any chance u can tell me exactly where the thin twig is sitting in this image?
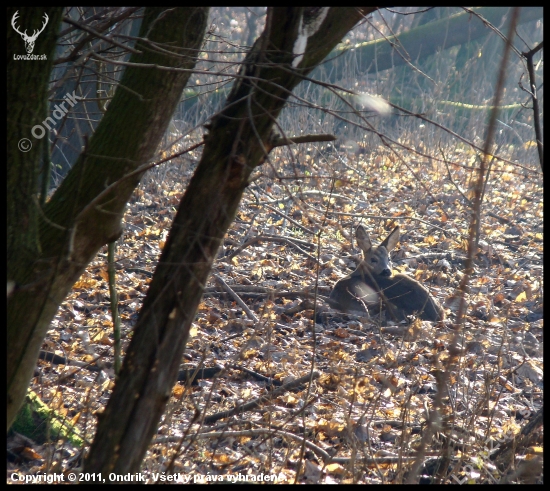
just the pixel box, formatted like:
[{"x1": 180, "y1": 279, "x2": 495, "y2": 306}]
[
  {"x1": 521, "y1": 41, "x2": 544, "y2": 171},
  {"x1": 271, "y1": 133, "x2": 336, "y2": 148},
  {"x1": 263, "y1": 203, "x2": 316, "y2": 235},
  {"x1": 213, "y1": 274, "x2": 258, "y2": 323},
  {"x1": 405, "y1": 7, "x2": 521, "y2": 484},
  {"x1": 203, "y1": 371, "x2": 320, "y2": 425},
  {"x1": 224, "y1": 235, "x2": 317, "y2": 262},
  {"x1": 62, "y1": 16, "x2": 142, "y2": 55}
]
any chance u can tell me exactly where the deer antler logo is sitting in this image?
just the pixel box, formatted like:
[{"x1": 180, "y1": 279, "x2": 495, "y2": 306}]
[{"x1": 11, "y1": 11, "x2": 49, "y2": 55}]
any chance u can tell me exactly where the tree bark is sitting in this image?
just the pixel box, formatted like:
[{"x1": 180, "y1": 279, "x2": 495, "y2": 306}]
[
  {"x1": 7, "y1": 6, "x2": 65, "y2": 429},
  {"x1": 85, "y1": 6, "x2": 377, "y2": 475},
  {"x1": 7, "y1": 7, "x2": 209, "y2": 430}
]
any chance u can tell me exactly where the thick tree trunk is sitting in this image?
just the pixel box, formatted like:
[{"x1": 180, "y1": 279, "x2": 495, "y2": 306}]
[
  {"x1": 7, "y1": 7, "x2": 209, "y2": 430},
  {"x1": 85, "y1": 6, "x2": 377, "y2": 475},
  {"x1": 7, "y1": 6, "x2": 65, "y2": 429}
]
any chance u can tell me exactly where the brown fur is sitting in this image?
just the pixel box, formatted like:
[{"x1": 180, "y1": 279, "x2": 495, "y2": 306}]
[{"x1": 329, "y1": 226, "x2": 445, "y2": 322}]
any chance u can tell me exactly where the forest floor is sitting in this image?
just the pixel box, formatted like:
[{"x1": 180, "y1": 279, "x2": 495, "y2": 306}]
[{"x1": 11, "y1": 141, "x2": 543, "y2": 484}]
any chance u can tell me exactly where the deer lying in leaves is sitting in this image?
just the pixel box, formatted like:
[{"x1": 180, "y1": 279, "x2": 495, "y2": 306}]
[{"x1": 329, "y1": 226, "x2": 445, "y2": 322}]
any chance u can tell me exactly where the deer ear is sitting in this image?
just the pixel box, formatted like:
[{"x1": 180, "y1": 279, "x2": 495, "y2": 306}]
[
  {"x1": 381, "y1": 226, "x2": 400, "y2": 252},
  {"x1": 355, "y1": 226, "x2": 372, "y2": 252}
]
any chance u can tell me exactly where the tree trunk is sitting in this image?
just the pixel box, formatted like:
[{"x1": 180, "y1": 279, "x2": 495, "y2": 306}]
[
  {"x1": 7, "y1": 7, "x2": 209, "y2": 430},
  {"x1": 85, "y1": 6, "x2": 377, "y2": 475},
  {"x1": 321, "y1": 7, "x2": 542, "y2": 83},
  {"x1": 7, "y1": 6, "x2": 65, "y2": 429}
]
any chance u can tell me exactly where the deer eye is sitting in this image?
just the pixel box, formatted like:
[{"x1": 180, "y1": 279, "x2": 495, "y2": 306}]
[{"x1": 370, "y1": 258, "x2": 377, "y2": 263}]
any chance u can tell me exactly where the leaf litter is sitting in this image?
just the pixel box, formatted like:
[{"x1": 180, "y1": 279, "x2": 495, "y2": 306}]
[{"x1": 23, "y1": 141, "x2": 543, "y2": 484}]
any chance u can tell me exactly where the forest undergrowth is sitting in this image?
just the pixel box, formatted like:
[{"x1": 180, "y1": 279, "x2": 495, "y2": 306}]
[{"x1": 17, "y1": 138, "x2": 543, "y2": 484}]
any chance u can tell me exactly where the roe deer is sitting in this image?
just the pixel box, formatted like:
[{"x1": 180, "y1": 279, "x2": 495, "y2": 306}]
[{"x1": 329, "y1": 226, "x2": 445, "y2": 322}]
